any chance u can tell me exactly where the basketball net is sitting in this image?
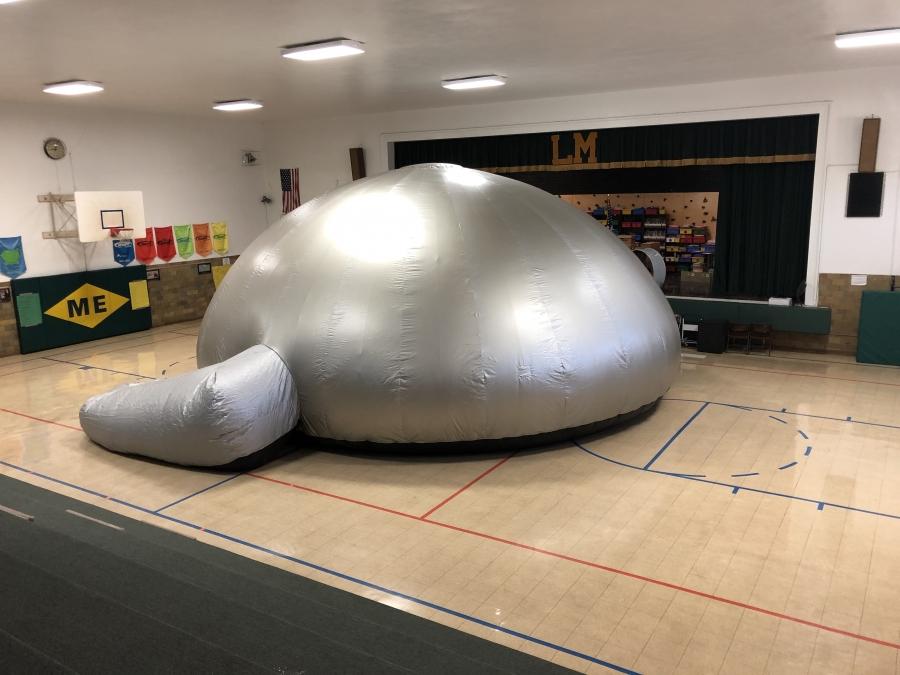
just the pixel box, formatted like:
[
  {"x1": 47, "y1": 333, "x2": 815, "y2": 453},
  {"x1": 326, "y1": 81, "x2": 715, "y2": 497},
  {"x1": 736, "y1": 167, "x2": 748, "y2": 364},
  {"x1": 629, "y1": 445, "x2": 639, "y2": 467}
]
[{"x1": 108, "y1": 228, "x2": 134, "y2": 240}]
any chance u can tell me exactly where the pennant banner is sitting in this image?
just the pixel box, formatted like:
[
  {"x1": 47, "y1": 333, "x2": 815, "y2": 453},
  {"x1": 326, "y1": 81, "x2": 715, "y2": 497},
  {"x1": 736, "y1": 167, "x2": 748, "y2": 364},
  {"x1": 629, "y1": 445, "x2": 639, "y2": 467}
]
[
  {"x1": 112, "y1": 239, "x2": 135, "y2": 267},
  {"x1": 211, "y1": 222, "x2": 229, "y2": 254},
  {"x1": 0, "y1": 236, "x2": 27, "y2": 279},
  {"x1": 154, "y1": 226, "x2": 176, "y2": 262},
  {"x1": 193, "y1": 223, "x2": 212, "y2": 257},
  {"x1": 134, "y1": 233, "x2": 157, "y2": 264},
  {"x1": 174, "y1": 224, "x2": 194, "y2": 259}
]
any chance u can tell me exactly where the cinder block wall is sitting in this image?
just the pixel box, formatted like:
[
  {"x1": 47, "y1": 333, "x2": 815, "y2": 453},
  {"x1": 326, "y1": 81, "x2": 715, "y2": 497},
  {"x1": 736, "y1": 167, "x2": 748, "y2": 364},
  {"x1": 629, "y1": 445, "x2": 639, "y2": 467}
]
[
  {"x1": 146, "y1": 259, "x2": 231, "y2": 327},
  {"x1": 0, "y1": 282, "x2": 18, "y2": 357},
  {"x1": 0, "y1": 258, "x2": 236, "y2": 357},
  {"x1": 0, "y1": 268, "x2": 892, "y2": 358}
]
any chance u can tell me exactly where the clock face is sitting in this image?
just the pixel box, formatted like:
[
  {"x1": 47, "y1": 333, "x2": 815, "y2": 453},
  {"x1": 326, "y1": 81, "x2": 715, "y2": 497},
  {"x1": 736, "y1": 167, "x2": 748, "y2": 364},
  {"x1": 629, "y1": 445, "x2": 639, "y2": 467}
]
[{"x1": 43, "y1": 137, "x2": 67, "y2": 160}]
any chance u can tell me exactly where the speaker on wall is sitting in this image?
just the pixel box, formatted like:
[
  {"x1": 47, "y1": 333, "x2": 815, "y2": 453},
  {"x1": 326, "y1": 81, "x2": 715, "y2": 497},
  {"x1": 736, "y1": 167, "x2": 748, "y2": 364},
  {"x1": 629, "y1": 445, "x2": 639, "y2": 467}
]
[
  {"x1": 846, "y1": 172, "x2": 884, "y2": 218},
  {"x1": 349, "y1": 147, "x2": 366, "y2": 181}
]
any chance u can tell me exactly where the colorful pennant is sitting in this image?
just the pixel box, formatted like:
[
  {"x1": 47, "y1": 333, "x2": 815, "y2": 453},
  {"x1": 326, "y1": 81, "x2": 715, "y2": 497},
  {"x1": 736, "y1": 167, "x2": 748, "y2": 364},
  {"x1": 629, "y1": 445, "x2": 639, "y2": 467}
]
[
  {"x1": 134, "y1": 233, "x2": 157, "y2": 264},
  {"x1": 154, "y1": 226, "x2": 176, "y2": 262},
  {"x1": 193, "y1": 223, "x2": 212, "y2": 257},
  {"x1": 113, "y1": 239, "x2": 135, "y2": 267},
  {"x1": 211, "y1": 222, "x2": 229, "y2": 254},
  {"x1": 0, "y1": 236, "x2": 27, "y2": 279},
  {"x1": 174, "y1": 224, "x2": 194, "y2": 259}
]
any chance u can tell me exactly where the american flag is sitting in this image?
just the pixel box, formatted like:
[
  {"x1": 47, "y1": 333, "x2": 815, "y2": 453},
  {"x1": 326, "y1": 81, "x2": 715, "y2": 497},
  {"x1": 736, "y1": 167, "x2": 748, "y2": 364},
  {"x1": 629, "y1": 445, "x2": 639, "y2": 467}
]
[{"x1": 280, "y1": 168, "x2": 301, "y2": 213}]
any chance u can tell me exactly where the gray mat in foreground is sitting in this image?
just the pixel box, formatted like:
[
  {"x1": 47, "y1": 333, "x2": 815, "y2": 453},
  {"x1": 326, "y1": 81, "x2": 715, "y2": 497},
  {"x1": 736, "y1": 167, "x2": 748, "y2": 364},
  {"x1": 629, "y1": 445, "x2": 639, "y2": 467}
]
[{"x1": 0, "y1": 474, "x2": 576, "y2": 674}]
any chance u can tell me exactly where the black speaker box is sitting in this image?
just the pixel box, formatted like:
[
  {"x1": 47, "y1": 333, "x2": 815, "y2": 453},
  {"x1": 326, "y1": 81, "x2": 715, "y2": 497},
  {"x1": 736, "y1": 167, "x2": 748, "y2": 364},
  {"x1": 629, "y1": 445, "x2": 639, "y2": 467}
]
[
  {"x1": 847, "y1": 172, "x2": 884, "y2": 218},
  {"x1": 697, "y1": 320, "x2": 727, "y2": 354}
]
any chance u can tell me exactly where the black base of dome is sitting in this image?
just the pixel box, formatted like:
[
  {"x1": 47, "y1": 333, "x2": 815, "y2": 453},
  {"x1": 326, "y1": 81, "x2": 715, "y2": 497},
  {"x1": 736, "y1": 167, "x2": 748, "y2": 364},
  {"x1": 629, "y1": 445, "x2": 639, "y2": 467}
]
[{"x1": 214, "y1": 397, "x2": 662, "y2": 470}]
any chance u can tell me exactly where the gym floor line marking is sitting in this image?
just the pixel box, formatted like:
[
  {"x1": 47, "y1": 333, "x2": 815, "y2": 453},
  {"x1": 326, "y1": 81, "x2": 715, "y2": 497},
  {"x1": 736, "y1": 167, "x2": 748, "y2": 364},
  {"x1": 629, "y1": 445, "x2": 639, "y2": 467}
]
[
  {"x1": 238, "y1": 470, "x2": 900, "y2": 652},
  {"x1": 689, "y1": 361, "x2": 900, "y2": 388},
  {"x1": 0, "y1": 331, "x2": 188, "y2": 369},
  {"x1": 0, "y1": 407, "x2": 82, "y2": 432},
  {"x1": 41, "y1": 356, "x2": 154, "y2": 380},
  {"x1": 573, "y1": 441, "x2": 900, "y2": 521},
  {"x1": 0, "y1": 461, "x2": 635, "y2": 675},
  {"x1": 663, "y1": 397, "x2": 900, "y2": 431},
  {"x1": 65, "y1": 508, "x2": 124, "y2": 531},
  {"x1": 652, "y1": 400, "x2": 812, "y2": 478},
  {"x1": 419, "y1": 453, "x2": 516, "y2": 519},
  {"x1": 0, "y1": 504, "x2": 35, "y2": 521},
  {"x1": 153, "y1": 473, "x2": 243, "y2": 513},
  {"x1": 5, "y1": 459, "x2": 900, "y2": 654},
  {"x1": 643, "y1": 402, "x2": 709, "y2": 470}
]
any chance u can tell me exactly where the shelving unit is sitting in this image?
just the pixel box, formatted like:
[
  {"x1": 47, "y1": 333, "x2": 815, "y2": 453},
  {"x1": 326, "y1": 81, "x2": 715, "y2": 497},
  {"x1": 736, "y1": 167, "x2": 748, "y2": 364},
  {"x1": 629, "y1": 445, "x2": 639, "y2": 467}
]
[{"x1": 588, "y1": 206, "x2": 716, "y2": 294}]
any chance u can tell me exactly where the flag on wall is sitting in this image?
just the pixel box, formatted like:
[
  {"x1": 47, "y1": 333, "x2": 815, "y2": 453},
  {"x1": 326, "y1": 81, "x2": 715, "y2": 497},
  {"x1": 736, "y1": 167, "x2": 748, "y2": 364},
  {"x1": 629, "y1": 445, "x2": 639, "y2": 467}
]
[
  {"x1": 211, "y1": 222, "x2": 229, "y2": 254},
  {"x1": 154, "y1": 226, "x2": 176, "y2": 262},
  {"x1": 193, "y1": 223, "x2": 212, "y2": 257},
  {"x1": 280, "y1": 168, "x2": 301, "y2": 213},
  {"x1": 112, "y1": 239, "x2": 135, "y2": 267},
  {"x1": 0, "y1": 236, "x2": 26, "y2": 279},
  {"x1": 134, "y1": 233, "x2": 157, "y2": 264},
  {"x1": 174, "y1": 225, "x2": 194, "y2": 259}
]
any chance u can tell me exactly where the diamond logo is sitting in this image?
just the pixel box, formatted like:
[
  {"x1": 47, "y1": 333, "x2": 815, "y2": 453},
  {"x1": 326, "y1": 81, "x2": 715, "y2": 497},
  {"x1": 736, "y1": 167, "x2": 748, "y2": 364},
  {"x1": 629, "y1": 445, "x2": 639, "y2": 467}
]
[{"x1": 44, "y1": 283, "x2": 129, "y2": 329}]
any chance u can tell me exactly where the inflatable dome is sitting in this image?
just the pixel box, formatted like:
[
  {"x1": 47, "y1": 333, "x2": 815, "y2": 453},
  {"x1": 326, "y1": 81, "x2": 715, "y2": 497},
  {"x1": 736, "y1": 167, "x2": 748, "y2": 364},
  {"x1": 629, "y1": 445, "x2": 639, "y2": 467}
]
[{"x1": 81, "y1": 164, "x2": 680, "y2": 466}]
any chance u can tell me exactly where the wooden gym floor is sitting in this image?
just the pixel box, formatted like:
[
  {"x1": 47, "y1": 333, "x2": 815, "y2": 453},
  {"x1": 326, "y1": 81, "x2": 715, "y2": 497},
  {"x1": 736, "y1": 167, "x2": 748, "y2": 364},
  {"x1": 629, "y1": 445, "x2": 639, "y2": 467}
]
[{"x1": 1, "y1": 320, "x2": 899, "y2": 674}]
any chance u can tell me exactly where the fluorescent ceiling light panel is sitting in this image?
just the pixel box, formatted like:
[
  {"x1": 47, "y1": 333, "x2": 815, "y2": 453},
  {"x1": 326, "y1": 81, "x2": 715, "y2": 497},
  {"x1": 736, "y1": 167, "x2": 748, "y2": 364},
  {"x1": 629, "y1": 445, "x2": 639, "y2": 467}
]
[
  {"x1": 835, "y1": 28, "x2": 900, "y2": 48},
  {"x1": 0, "y1": 1, "x2": 26, "y2": 4},
  {"x1": 281, "y1": 38, "x2": 365, "y2": 61},
  {"x1": 212, "y1": 99, "x2": 264, "y2": 111},
  {"x1": 441, "y1": 75, "x2": 507, "y2": 90},
  {"x1": 42, "y1": 80, "x2": 104, "y2": 96}
]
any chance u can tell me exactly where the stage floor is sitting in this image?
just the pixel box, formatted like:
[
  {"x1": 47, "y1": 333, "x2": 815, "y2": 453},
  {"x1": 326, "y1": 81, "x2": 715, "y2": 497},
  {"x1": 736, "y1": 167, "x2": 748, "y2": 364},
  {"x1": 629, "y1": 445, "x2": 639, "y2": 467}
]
[{"x1": 2, "y1": 321, "x2": 899, "y2": 674}]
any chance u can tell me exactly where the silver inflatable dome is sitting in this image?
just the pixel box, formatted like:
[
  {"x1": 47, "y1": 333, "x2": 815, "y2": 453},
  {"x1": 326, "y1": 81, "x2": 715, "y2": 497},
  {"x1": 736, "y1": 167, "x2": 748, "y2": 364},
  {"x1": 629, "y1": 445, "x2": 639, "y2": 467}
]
[{"x1": 81, "y1": 164, "x2": 680, "y2": 466}]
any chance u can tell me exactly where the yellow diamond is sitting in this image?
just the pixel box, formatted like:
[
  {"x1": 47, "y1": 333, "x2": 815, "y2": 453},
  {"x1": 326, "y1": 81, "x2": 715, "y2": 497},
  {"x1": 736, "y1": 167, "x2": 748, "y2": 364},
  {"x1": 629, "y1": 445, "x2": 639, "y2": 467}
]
[{"x1": 44, "y1": 283, "x2": 129, "y2": 329}]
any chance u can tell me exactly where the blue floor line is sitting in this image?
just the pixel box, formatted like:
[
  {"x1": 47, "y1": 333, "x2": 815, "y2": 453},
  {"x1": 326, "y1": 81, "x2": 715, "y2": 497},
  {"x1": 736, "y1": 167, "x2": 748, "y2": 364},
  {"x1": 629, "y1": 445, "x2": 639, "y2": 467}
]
[
  {"x1": 643, "y1": 402, "x2": 709, "y2": 470},
  {"x1": 663, "y1": 398, "x2": 900, "y2": 431},
  {"x1": 0, "y1": 458, "x2": 636, "y2": 675},
  {"x1": 154, "y1": 473, "x2": 243, "y2": 513},
  {"x1": 777, "y1": 461, "x2": 798, "y2": 470},
  {"x1": 768, "y1": 416, "x2": 788, "y2": 424},
  {"x1": 731, "y1": 472, "x2": 759, "y2": 478},
  {"x1": 41, "y1": 356, "x2": 154, "y2": 380},
  {"x1": 570, "y1": 442, "x2": 900, "y2": 521}
]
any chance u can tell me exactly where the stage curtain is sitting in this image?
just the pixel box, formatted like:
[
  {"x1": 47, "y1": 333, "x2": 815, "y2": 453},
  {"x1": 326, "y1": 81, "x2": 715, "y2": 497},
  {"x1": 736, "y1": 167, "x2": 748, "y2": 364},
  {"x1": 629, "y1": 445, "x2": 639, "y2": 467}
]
[
  {"x1": 712, "y1": 162, "x2": 815, "y2": 299},
  {"x1": 393, "y1": 115, "x2": 818, "y2": 170}
]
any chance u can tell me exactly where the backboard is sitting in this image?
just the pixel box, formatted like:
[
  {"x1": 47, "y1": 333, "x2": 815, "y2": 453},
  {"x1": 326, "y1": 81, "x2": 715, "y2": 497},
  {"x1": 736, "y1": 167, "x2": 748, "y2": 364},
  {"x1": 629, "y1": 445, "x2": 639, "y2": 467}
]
[{"x1": 75, "y1": 191, "x2": 147, "y2": 242}]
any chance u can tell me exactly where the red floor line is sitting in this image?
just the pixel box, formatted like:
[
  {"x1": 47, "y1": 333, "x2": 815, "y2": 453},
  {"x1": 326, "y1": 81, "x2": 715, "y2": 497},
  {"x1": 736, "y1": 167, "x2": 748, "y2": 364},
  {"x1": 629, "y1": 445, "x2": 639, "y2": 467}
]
[
  {"x1": 247, "y1": 473, "x2": 422, "y2": 521},
  {"x1": 692, "y1": 362, "x2": 900, "y2": 388},
  {"x1": 244, "y1": 472, "x2": 900, "y2": 651},
  {"x1": 0, "y1": 407, "x2": 82, "y2": 432},
  {"x1": 419, "y1": 453, "x2": 515, "y2": 519}
]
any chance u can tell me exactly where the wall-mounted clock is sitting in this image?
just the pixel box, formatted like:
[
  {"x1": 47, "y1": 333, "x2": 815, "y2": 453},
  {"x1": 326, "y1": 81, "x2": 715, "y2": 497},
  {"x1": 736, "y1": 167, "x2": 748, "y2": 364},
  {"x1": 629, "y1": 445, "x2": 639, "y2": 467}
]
[{"x1": 43, "y1": 137, "x2": 67, "y2": 160}]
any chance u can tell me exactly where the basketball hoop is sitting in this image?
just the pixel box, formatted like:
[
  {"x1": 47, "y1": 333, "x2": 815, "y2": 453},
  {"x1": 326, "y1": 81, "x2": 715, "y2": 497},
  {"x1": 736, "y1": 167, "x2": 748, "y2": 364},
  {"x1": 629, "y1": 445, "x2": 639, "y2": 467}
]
[{"x1": 108, "y1": 228, "x2": 134, "y2": 240}]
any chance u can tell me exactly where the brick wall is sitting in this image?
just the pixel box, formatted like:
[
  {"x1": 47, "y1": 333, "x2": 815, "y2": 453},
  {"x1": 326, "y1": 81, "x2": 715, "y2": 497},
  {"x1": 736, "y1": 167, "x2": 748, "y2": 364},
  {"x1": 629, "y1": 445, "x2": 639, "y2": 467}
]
[
  {"x1": 0, "y1": 282, "x2": 17, "y2": 357},
  {"x1": 146, "y1": 259, "x2": 232, "y2": 327},
  {"x1": 0, "y1": 258, "x2": 236, "y2": 357},
  {"x1": 816, "y1": 273, "x2": 893, "y2": 354}
]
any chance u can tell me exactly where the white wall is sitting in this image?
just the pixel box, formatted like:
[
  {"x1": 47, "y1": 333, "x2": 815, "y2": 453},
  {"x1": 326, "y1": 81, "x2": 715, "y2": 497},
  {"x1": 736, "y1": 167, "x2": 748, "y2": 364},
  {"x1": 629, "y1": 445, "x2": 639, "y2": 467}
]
[
  {"x1": 0, "y1": 102, "x2": 268, "y2": 278},
  {"x1": 263, "y1": 64, "x2": 900, "y2": 305}
]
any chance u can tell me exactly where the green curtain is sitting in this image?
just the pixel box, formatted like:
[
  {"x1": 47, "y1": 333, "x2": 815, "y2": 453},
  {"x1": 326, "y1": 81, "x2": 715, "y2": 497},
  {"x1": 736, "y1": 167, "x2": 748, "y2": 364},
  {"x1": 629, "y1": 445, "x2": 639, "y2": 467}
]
[
  {"x1": 393, "y1": 115, "x2": 818, "y2": 170},
  {"x1": 712, "y1": 162, "x2": 814, "y2": 299}
]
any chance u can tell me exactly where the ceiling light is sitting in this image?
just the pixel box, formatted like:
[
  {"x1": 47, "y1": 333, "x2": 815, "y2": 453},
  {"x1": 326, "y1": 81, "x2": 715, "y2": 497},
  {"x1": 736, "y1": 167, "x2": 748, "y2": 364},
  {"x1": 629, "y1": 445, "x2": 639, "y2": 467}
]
[
  {"x1": 281, "y1": 38, "x2": 365, "y2": 62},
  {"x1": 835, "y1": 28, "x2": 900, "y2": 48},
  {"x1": 212, "y1": 99, "x2": 263, "y2": 111},
  {"x1": 42, "y1": 80, "x2": 104, "y2": 96},
  {"x1": 0, "y1": 1, "x2": 26, "y2": 4},
  {"x1": 441, "y1": 75, "x2": 507, "y2": 91}
]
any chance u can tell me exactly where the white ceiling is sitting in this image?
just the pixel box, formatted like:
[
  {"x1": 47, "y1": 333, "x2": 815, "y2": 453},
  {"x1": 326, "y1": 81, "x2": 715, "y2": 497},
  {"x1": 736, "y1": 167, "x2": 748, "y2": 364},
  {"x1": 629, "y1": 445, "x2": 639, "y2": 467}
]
[{"x1": 1, "y1": 0, "x2": 899, "y2": 120}]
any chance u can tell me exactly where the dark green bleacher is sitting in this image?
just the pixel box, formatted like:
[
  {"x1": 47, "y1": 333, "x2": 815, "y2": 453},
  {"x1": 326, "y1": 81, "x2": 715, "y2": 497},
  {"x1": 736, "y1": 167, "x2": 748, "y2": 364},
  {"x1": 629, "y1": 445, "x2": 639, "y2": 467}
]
[{"x1": 667, "y1": 297, "x2": 831, "y2": 334}]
